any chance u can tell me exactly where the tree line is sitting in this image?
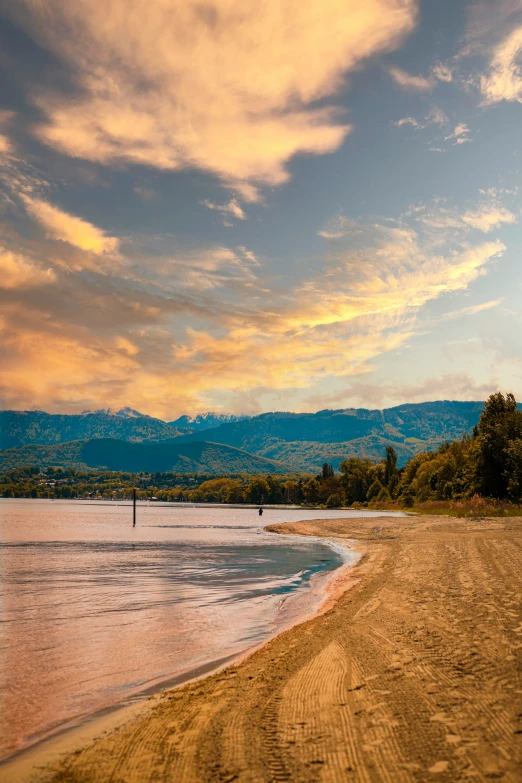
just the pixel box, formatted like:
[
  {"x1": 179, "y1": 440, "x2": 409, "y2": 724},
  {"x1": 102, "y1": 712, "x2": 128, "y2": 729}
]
[{"x1": 3, "y1": 394, "x2": 522, "y2": 508}]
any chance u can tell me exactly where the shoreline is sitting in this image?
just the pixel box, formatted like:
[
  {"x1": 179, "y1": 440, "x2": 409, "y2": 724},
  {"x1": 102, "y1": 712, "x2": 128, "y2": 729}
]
[
  {"x1": 1, "y1": 526, "x2": 363, "y2": 780},
  {"x1": 4, "y1": 513, "x2": 522, "y2": 782}
]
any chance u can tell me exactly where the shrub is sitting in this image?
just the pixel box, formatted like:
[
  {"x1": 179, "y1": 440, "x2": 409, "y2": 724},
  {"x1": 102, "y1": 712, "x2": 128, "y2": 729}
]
[{"x1": 326, "y1": 493, "x2": 342, "y2": 508}]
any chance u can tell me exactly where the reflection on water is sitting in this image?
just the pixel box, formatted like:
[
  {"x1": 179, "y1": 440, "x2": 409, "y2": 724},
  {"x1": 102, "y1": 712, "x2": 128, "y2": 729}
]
[{"x1": 0, "y1": 500, "x2": 400, "y2": 759}]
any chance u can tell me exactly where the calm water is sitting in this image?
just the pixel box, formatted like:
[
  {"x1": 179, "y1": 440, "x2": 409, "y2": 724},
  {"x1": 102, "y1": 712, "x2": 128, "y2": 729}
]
[{"x1": 0, "y1": 499, "x2": 402, "y2": 759}]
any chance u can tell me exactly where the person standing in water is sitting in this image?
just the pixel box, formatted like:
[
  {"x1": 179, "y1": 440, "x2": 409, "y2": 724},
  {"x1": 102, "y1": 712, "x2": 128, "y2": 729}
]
[{"x1": 258, "y1": 507, "x2": 263, "y2": 516}]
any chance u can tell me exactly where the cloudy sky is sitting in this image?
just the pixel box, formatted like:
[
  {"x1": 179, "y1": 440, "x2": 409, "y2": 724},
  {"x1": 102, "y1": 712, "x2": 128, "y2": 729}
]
[{"x1": 1, "y1": 0, "x2": 522, "y2": 419}]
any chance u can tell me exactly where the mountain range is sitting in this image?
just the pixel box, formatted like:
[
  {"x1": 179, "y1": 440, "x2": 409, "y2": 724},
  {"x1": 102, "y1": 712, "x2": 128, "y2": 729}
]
[
  {"x1": 0, "y1": 409, "x2": 250, "y2": 451},
  {"x1": 0, "y1": 401, "x2": 492, "y2": 473}
]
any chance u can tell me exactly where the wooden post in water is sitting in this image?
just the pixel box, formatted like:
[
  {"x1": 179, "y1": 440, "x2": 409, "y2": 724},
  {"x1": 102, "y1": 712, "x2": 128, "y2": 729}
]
[{"x1": 133, "y1": 488, "x2": 136, "y2": 527}]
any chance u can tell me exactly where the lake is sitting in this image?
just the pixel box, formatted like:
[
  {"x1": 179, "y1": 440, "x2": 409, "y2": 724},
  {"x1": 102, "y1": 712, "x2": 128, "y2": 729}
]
[{"x1": 0, "y1": 499, "x2": 403, "y2": 760}]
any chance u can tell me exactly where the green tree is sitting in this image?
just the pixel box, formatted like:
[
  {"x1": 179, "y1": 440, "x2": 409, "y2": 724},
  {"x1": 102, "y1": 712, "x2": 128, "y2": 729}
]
[
  {"x1": 302, "y1": 478, "x2": 320, "y2": 504},
  {"x1": 326, "y1": 493, "x2": 342, "y2": 508},
  {"x1": 477, "y1": 392, "x2": 522, "y2": 497},
  {"x1": 339, "y1": 457, "x2": 372, "y2": 504},
  {"x1": 504, "y1": 439, "x2": 522, "y2": 500},
  {"x1": 247, "y1": 478, "x2": 270, "y2": 504},
  {"x1": 400, "y1": 485, "x2": 415, "y2": 507},
  {"x1": 266, "y1": 475, "x2": 284, "y2": 503},
  {"x1": 376, "y1": 486, "x2": 391, "y2": 503},
  {"x1": 384, "y1": 446, "x2": 399, "y2": 494},
  {"x1": 322, "y1": 462, "x2": 334, "y2": 480},
  {"x1": 367, "y1": 479, "x2": 383, "y2": 500}
]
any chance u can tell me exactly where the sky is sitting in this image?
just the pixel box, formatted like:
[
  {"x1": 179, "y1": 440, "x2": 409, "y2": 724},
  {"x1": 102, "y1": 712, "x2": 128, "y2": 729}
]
[{"x1": 1, "y1": 0, "x2": 522, "y2": 419}]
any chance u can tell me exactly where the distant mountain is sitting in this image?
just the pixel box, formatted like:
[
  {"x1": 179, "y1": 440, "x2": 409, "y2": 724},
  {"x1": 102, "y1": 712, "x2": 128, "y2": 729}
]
[
  {"x1": 0, "y1": 410, "x2": 178, "y2": 450},
  {"x1": 0, "y1": 401, "x2": 503, "y2": 472},
  {"x1": 168, "y1": 412, "x2": 251, "y2": 432},
  {"x1": 175, "y1": 401, "x2": 490, "y2": 470},
  {"x1": 82, "y1": 407, "x2": 150, "y2": 419},
  {"x1": 0, "y1": 438, "x2": 289, "y2": 474}
]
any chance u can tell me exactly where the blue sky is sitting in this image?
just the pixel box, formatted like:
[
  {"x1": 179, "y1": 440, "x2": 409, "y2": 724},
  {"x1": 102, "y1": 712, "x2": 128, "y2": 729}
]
[{"x1": 1, "y1": 0, "x2": 521, "y2": 418}]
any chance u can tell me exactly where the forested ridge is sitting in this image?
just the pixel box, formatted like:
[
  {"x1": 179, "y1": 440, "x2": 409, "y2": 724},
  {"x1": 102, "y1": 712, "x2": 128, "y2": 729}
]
[
  {"x1": 1, "y1": 401, "x2": 493, "y2": 471},
  {"x1": 3, "y1": 394, "x2": 522, "y2": 514}
]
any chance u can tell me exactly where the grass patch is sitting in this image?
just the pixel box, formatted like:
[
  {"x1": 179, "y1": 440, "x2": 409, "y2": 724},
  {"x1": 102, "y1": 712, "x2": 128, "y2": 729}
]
[{"x1": 366, "y1": 495, "x2": 522, "y2": 517}]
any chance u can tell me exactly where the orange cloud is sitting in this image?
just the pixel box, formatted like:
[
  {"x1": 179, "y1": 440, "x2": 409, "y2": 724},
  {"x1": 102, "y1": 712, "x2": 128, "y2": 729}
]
[
  {"x1": 21, "y1": 196, "x2": 119, "y2": 255},
  {"x1": 0, "y1": 110, "x2": 15, "y2": 154},
  {"x1": 0, "y1": 135, "x2": 12, "y2": 154},
  {"x1": 0, "y1": 203, "x2": 505, "y2": 417},
  {"x1": 0, "y1": 247, "x2": 55, "y2": 289},
  {"x1": 10, "y1": 0, "x2": 417, "y2": 196}
]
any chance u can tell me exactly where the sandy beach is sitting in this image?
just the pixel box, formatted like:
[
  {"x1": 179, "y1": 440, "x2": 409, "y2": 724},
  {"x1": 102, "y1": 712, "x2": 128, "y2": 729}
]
[{"x1": 4, "y1": 513, "x2": 522, "y2": 783}]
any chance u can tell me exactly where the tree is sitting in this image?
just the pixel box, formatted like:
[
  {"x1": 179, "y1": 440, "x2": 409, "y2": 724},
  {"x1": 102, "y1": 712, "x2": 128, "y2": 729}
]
[
  {"x1": 247, "y1": 478, "x2": 270, "y2": 504},
  {"x1": 302, "y1": 478, "x2": 320, "y2": 504},
  {"x1": 266, "y1": 475, "x2": 284, "y2": 503},
  {"x1": 339, "y1": 457, "x2": 372, "y2": 504},
  {"x1": 384, "y1": 446, "x2": 398, "y2": 493},
  {"x1": 477, "y1": 392, "x2": 522, "y2": 497},
  {"x1": 504, "y1": 439, "x2": 522, "y2": 500},
  {"x1": 326, "y1": 493, "x2": 342, "y2": 508},
  {"x1": 222, "y1": 481, "x2": 246, "y2": 504},
  {"x1": 322, "y1": 462, "x2": 334, "y2": 480},
  {"x1": 367, "y1": 479, "x2": 383, "y2": 500},
  {"x1": 376, "y1": 486, "x2": 391, "y2": 503},
  {"x1": 400, "y1": 485, "x2": 415, "y2": 508}
]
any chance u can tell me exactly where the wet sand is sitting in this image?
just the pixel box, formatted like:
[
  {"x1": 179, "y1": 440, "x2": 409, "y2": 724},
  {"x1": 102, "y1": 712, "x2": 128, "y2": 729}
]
[{"x1": 4, "y1": 514, "x2": 522, "y2": 782}]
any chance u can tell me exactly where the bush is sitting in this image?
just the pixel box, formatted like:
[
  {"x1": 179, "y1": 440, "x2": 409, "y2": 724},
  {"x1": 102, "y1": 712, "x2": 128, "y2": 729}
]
[{"x1": 326, "y1": 493, "x2": 342, "y2": 508}]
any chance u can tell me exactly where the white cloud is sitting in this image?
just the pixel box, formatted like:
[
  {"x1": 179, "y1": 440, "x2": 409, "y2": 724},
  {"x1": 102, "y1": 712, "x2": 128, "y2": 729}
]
[
  {"x1": 387, "y1": 65, "x2": 434, "y2": 90},
  {"x1": 416, "y1": 199, "x2": 516, "y2": 234},
  {"x1": 443, "y1": 298, "x2": 503, "y2": 320},
  {"x1": 393, "y1": 116, "x2": 422, "y2": 129},
  {"x1": 480, "y1": 24, "x2": 522, "y2": 103},
  {"x1": 461, "y1": 204, "x2": 517, "y2": 232},
  {"x1": 445, "y1": 122, "x2": 472, "y2": 144},
  {"x1": 393, "y1": 106, "x2": 448, "y2": 131},
  {"x1": 432, "y1": 62, "x2": 454, "y2": 83},
  {"x1": 318, "y1": 216, "x2": 363, "y2": 239},
  {"x1": 201, "y1": 198, "x2": 247, "y2": 222},
  {"x1": 425, "y1": 106, "x2": 449, "y2": 126}
]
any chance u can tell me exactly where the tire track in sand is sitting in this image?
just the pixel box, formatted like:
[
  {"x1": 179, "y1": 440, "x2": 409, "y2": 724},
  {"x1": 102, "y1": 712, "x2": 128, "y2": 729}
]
[{"x1": 26, "y1": 515, "x2": 522, "y2": 783}]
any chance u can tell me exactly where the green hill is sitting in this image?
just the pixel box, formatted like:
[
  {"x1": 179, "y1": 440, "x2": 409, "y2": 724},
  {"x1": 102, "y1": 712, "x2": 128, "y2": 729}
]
[
  {"x1": 257, "y1": 436, "x2": 420, "y2": 472},
  {"x1": 174, "y1": 401, "x2": 490, "y2": 468},
  {"x1": 0, "y1": 438, "x2": 290, "y2": 474},
  {"x1": 2, "y1": 401, "x2": 508, "y2": 471},
  {"x1": 0, "y1": 409, "x2": 179, "y2": 450}
]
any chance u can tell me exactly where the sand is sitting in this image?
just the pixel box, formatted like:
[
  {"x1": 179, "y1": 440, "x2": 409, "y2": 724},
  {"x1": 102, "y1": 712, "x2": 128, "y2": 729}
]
[{"x1": 4, "y1": 514, "x2": 522, "y2": 783}]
